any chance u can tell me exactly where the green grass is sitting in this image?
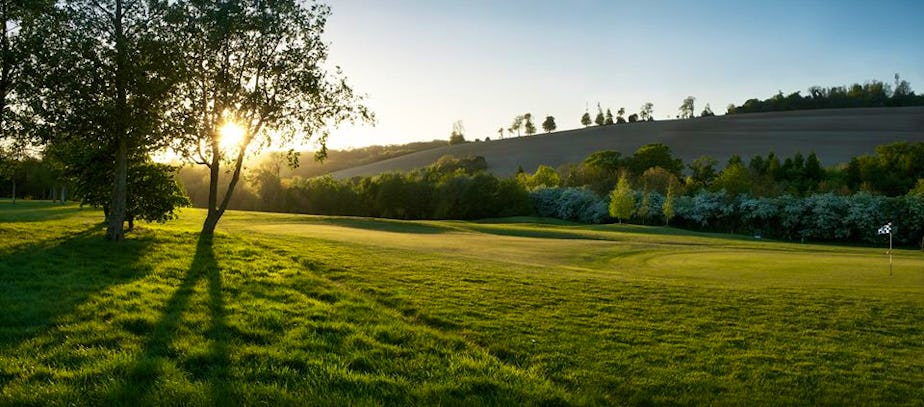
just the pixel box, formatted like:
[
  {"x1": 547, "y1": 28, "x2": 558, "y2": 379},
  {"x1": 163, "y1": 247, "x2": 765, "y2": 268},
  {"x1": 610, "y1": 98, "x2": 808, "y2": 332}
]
[{"x1": 1, "y1": 201, "x2": 923, "y2": 405}]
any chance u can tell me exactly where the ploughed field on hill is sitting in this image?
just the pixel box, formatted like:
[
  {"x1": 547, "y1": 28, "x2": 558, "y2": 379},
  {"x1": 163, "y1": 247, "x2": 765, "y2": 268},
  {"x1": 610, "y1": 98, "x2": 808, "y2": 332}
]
[
  {"x1": 1, "y1": 201, "x2": 923, "y2": 405},
  {"x1": 332, "y1": 106, "x2": 924, "y2": 178}
]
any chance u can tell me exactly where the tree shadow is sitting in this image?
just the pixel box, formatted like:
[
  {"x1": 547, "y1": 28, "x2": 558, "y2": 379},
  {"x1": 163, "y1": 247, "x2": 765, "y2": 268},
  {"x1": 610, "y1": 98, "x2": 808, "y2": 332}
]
[
  {"x1": 0, "y1": 226, "x2": 154, "y2": 349},
  {"x1": 112, "y1": 234, "x2": 230, "y2": 403},
  {"x1": 320, "y1": 217, "x2": 451, "y2": 234},
  {"x1": 0, "y1": 202, "x2": 91, "y2": 223}
]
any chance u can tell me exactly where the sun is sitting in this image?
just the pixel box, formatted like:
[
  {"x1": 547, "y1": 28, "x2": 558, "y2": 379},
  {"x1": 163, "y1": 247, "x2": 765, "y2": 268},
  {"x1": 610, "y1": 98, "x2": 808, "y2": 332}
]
[{"x1": 218, "y1": 121, "x2": 247, "y2": 152}]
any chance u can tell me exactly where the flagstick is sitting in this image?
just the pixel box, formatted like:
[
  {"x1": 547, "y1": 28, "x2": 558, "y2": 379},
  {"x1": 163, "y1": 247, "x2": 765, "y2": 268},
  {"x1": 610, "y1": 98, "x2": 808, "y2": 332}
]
[{"x1": 887, "y1": 229, "x2": 893, "y2": 276}]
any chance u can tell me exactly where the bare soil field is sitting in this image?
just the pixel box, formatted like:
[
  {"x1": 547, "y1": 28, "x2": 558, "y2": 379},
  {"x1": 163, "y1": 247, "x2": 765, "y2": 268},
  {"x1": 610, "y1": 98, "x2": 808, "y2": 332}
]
[{"x1": 332, "y1": 106, "x2": 924, "y2": 178}]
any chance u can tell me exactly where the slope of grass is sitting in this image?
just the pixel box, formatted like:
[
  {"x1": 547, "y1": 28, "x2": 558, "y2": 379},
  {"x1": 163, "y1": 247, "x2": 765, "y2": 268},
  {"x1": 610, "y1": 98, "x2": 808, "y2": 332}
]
[{"x1": 2, "y1": 201, "x2": 923, "y2": 405}]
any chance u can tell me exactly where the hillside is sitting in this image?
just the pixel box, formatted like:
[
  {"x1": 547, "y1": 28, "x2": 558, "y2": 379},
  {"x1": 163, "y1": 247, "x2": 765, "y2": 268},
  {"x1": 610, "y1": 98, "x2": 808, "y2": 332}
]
[{"x1": 331, "y1": 106, "x2": 924, "y2": 178}]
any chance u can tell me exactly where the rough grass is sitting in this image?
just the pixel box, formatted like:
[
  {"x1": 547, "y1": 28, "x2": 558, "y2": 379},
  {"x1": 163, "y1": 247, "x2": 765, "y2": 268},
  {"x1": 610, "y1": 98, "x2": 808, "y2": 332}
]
[{"x1": 1, "y1": 201, "x2": 923, "y2": 405}]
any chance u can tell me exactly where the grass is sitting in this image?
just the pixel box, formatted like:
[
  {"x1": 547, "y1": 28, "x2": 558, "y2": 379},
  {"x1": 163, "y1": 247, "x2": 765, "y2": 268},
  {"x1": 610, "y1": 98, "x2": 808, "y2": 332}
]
[{"x1": 1, "y1": 200, "x2": 923, "y2": 405}]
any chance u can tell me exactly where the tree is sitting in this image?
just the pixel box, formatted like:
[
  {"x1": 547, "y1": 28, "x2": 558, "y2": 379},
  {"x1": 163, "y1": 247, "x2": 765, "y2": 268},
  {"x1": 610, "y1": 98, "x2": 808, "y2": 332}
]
[
  {"x1": 616, "y1": 107, "x2": 626, "y2": 123},
  {"x1": 583, "y1": 150, "x2": 623, "y2": 174},
  {"x1": 700, "y1": 103, "x2": 715, "y2": 117},
  {"x1": 541, "y1": 115, "x2": 556, "y2": 133},
  {"x1": 519, "y1": 165, "x2": 560, "y2": 190},
  {"x1": 523, "y1": 113, "x2": 536, "y2": 136},
  {"x1": 510, "y1": 115, "x2": 524, "y2": 136},
  {"x1": 594, "y1": 103, "x2": 605, "y2": 126},
  {"x1": 628, "y1": 113, "x2": 638, "y2": 123},
  {"x1": 679, "y1": 96, "x2": 696, "y2": 119},
  {"x1": 640, "y1": 103, "x2": 654, "y2": 121},
  {"x1": 1, "y1": 1, "x2": 52, "y2": 145},
  {"x1": 628, "y1": 143, "x2": 683, "y2": 177},
  {"x1": 170, "y1": 0, "x2": 371, "y2": 235},
  {"x1": 638, "y1": 191, "x2": 652, "y2": 224},
  {"x1": 892, "y1": 73, "x2": 914, "y2": 105},
  {"x1": 449, "y1": 120, "x2": 466, "y2": 145},
  {"x1": 580, "y1": 111, "x2": 591, "y2": 127},
  {"x1": 30, "y1": 0, "x2": 180, "y2": 240},
  {"x1": 713, "y1": 161, "x2": 751, "y2": 195},
  {"x1": 0, "y1": 139, "x2": 28, "y2": 203},
  {"x1": 497, "y1": 127, "x2": 504, "y2": 140},
  {"x1": 640, "y1": 166, "x2": 680, "y2": 195},
  {"x1": 688, "y1": 155, "x2": 718, "y2": 187},
  {"x1": 609, "y1": 173, "x2": 635, "y2": 223},
  {"x1": 804, "y1": 152, "x2": 824, "y2": 184},
  {"x1": 605, "y1": 108, "x2": 614, "y2": 125},
  {"x1": 663, "y1": 183, "x2": 676, "y2": 225}
]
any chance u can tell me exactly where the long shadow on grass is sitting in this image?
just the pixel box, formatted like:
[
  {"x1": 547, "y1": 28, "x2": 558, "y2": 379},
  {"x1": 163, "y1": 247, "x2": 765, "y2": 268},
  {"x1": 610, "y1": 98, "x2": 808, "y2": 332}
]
[
  {"x1": 0, "y1": 202, "x2": 89, "y2": 223},
  {"x1": 0, "y1": 226, "x2": 154, "y2": 349},
  {"x1": 320, "y1": 217, "x2": 451, "y2": 234},
  {"x1": 113, "y1": 234, "x2": 230, "y2": 404}
]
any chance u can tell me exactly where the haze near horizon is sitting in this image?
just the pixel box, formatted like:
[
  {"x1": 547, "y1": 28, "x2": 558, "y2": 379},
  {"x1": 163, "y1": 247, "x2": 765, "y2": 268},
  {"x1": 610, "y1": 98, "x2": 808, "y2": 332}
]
[{"x1": 321, "y1": 0, "x2": 924, "y2": 150}]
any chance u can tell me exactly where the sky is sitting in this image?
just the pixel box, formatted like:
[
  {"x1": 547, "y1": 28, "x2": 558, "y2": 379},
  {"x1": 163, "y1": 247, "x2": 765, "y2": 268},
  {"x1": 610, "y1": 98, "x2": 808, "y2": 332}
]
[{"x1": 318, "y1": 0, "x2": 924, "y2": 150}]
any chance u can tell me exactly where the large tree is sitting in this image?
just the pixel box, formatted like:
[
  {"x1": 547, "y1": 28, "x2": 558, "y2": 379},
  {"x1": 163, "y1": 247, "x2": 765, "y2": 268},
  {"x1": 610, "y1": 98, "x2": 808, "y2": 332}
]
[
  {"x1": 169, "y1": 0, "x2": 371, "y2": 235},
  {"x1": 26, "y1": 0, "x2": 178, "y2": 240},
  {"x1": 1, "y1": 1, "x2": 53, "y2": 204},
  {"x1": 1, "y1": 1, "x2": 52, "y2": 141}
]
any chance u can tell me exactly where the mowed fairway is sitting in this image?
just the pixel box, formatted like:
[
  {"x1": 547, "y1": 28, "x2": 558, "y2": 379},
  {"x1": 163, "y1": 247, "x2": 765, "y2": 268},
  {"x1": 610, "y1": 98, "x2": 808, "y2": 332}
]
[{"x1": 1, "y1": 202, "x2": 923, "y2": 405}]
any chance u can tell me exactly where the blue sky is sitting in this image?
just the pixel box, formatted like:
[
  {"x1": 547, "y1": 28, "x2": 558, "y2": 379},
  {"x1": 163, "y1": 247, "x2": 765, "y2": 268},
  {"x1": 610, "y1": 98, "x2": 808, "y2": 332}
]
[{"x1": 320, "y1": 0, "x2": 924, "y2": 149}]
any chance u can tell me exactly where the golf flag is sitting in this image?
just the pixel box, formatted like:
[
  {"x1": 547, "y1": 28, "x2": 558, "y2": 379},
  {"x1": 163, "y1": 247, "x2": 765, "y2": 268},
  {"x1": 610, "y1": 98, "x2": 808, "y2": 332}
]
[
  {"x1": 879, "y1": 222, "x2": 894, "y2": 275},
  {"x1": 878, "y1": 222, "x2": 892, "y2": 235}
]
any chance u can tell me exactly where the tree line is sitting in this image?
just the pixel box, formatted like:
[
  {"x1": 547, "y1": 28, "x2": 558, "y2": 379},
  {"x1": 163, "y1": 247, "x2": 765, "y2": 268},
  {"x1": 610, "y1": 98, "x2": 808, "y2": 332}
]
[
  {"x1": 728, "y1": 75, "x2": 924, "y2": 114},
  {"x1": 155, "y1": 141, "x2": 924, "y2": 247}
]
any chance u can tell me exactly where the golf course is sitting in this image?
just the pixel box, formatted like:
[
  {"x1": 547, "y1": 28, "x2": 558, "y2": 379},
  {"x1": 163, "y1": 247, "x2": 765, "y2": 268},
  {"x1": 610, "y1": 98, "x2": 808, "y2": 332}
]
[{"x1": 2, "y1": 201, "x2": 922, "y2": 405}]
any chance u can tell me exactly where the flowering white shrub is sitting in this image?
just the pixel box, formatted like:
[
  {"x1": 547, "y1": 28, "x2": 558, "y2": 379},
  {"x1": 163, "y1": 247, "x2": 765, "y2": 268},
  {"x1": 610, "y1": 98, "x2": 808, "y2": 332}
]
[{"x1": 530, "y1": 187, "x2": 609, "y2": 224}]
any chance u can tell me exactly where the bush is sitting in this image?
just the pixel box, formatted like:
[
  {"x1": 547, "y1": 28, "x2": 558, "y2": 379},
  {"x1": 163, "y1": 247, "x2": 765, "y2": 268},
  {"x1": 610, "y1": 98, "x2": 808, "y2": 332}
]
[{"x1": 530, "y1": 187, "x2": 608, "y2": 224}]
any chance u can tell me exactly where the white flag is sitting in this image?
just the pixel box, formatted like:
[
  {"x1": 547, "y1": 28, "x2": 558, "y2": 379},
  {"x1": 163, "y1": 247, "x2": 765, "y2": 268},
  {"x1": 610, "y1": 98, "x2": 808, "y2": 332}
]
[{"x1": 878, "y1": 222, "x2": 892, "y2": 235}]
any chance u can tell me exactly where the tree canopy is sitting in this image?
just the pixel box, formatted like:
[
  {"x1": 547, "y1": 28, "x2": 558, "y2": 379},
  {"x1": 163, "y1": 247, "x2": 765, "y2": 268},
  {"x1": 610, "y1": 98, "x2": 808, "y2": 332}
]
[{"x1": 168, "y1": 0, "x2": 371, "y2": 235}]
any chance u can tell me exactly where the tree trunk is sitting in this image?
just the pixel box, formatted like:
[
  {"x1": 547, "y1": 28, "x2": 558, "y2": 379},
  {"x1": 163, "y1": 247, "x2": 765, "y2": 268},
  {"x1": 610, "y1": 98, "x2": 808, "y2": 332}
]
[
  {"x1": 61, "y1": 185, "x2": 66, "y2": 204},
  {"x1": 107, "y1": 135, "x2": 128, "y2": 240},
  {"x1": 201, "y1": 151, "x2": 221, "y2": 235},
  {"x1": 202, "y1": 210, "x2": 220, "y2": 235},
  {"x1": 106, "y1": 0, "x2": 128, "y2": 241},
  {"x1": 10, "y1": 178, "x2": 14, "y2": 204},
  {"x1": 201, "y1": 126, "x2": 250, "y2": 236}
]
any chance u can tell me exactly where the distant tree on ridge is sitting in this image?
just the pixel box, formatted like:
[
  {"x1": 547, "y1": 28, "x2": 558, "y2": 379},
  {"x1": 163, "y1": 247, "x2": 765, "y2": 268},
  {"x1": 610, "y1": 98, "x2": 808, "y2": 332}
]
[
  {"x1": 524, "y1": 113, "x2": 536, "y2": 136},
  {"x1": 449, "y1": 120, "x2": 466, "y2": 145},
  {"x1": 679, "y1": 96, "x2": 696, "y2": 119},
  {"x1": 640, "y1": 103, "x2": 654, "y2": 121},
  {"x1": 542, "y1": 116, "x2": 557, "y2": 133},
  {"x1": 594, "y1": 103, "x2": 605, "y2": 126},
  {"x1": 581, "y1": 111, "x2": 592, "y2": 127}
]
